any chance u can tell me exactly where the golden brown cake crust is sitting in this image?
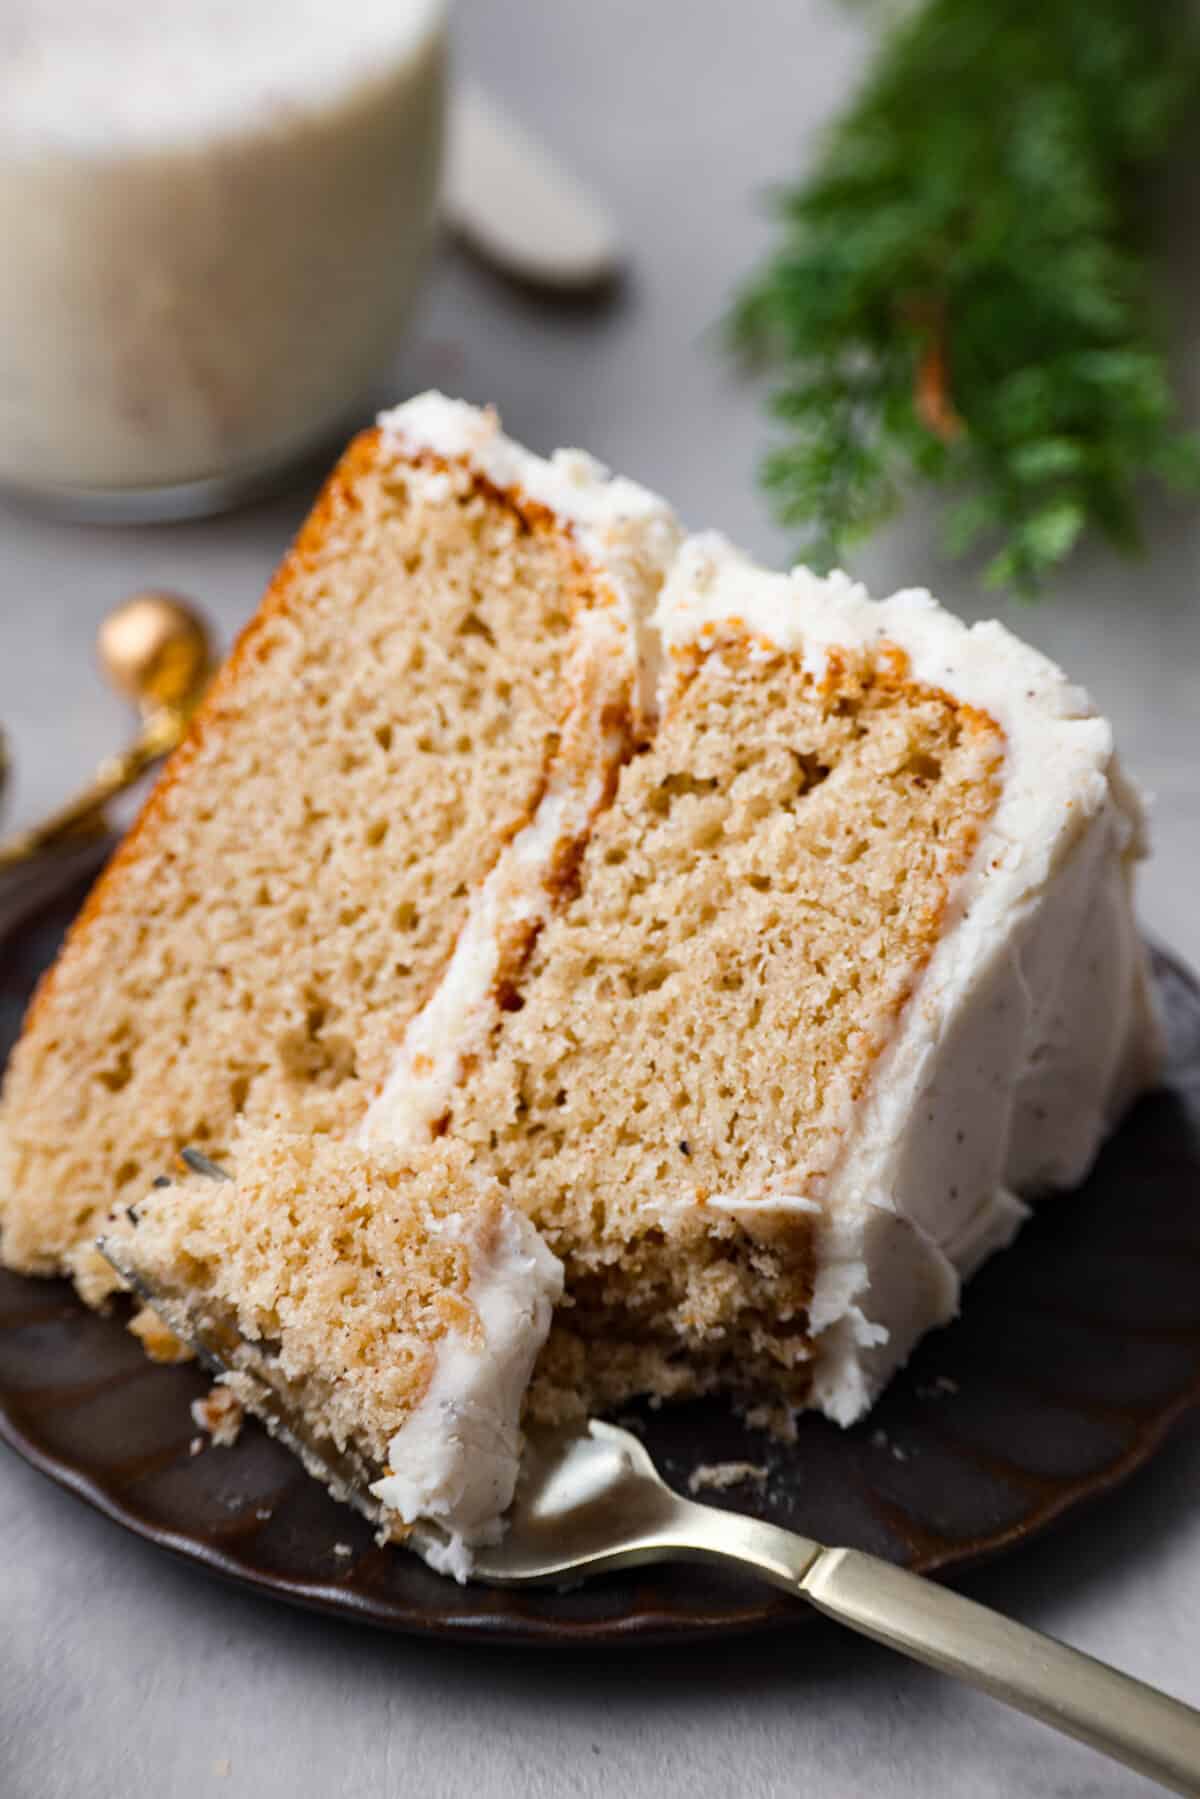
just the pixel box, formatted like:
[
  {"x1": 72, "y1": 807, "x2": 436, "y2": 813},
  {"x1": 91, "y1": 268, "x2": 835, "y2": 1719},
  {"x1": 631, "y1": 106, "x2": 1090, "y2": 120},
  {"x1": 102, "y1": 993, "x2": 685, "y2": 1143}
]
[{"x1": 17, "y1": 428, "x2": 602, "y2": 1047}]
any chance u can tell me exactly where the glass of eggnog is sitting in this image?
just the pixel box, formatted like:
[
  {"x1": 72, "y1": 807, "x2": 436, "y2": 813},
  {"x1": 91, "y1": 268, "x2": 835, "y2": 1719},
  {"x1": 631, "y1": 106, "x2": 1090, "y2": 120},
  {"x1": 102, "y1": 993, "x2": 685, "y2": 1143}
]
[{"x1": 0, "y1": 1, "x2": 447, "y2": 518}]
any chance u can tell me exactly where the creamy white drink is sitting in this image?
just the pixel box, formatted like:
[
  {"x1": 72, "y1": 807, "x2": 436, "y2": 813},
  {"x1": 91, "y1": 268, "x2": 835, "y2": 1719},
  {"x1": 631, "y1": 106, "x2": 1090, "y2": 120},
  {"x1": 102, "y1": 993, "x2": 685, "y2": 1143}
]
[{"x1": 0, "y1": 1, "x2": 446, "y2": 511}]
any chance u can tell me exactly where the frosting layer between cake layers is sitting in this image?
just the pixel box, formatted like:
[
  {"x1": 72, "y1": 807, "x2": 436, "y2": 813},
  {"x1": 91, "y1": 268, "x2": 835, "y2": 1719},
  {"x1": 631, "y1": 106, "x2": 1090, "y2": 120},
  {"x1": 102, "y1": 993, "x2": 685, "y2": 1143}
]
[
  {"x1": 365, "y1": 393, "x2": 682, "y2": 1155},
  {"x1": 654, "y1": 534, "x2": 1160, "y2": 1422}
]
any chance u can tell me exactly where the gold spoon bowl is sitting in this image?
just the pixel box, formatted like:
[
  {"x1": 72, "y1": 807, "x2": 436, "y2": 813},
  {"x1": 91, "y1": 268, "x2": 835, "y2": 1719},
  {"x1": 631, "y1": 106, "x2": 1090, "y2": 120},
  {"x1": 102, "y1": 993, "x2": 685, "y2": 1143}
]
[{"x1": 0, "y1": 591, "x2": 213, "y2": 872}]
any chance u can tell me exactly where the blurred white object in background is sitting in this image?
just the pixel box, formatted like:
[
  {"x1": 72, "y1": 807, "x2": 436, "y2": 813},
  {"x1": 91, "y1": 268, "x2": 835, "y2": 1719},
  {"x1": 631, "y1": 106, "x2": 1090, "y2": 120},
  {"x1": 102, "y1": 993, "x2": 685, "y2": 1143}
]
[
  {"x1": 0, "y1": 0, "x2": 447, "y2": 519},
  {"x1": 445, "y1": 83, "x2": 622, "y2": 292}
]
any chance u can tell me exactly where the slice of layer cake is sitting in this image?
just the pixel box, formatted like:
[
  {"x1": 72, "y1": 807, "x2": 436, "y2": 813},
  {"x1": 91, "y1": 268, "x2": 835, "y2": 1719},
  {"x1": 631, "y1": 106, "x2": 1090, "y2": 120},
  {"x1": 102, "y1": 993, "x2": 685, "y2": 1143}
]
[
  {"x1": 0, "y1": 396, "x2": 679, "y2": 1301},
  {"x1": 358, "y1": 531, "x2": 1157, "y2": 1423},
  {"x1": 103, "y1": 1130, "x2": 561, "y2": 1577},
  {"x1": 478, "y1": 537, "x2": 1159, "y2": 1422},
  {"x1": 0, "y1": 395, "x2": 1159, "y2": 1463}
]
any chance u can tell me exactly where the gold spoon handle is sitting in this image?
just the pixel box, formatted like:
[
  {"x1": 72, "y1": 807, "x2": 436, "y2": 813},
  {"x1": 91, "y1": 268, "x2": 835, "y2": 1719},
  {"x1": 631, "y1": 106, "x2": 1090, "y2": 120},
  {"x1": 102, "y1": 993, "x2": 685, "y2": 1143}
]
[
  {"x1": 799, "y1": 1547, "x2": 1200, "y2": 1796},
  {"x1": 661, "y1": 1499, "x2": 1200, "y2": 1792},
  {"x1": 660, "y1": 1498, "x2": 1200, "y2": 1790},
  {"x1": 0, "y1": 709, "x2": 183, "y2": 872}
]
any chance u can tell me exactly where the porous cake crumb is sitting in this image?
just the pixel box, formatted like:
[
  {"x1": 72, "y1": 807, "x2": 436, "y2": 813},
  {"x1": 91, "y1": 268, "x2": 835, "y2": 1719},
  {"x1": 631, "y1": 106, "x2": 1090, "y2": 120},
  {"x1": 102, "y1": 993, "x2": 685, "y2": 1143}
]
[
  {"x1": 190, "y1": 1385, "x2": 244, "y2": 1448},
  {"x1": 128, "y1": 1304, "x2": 192, "y2": 1364}
]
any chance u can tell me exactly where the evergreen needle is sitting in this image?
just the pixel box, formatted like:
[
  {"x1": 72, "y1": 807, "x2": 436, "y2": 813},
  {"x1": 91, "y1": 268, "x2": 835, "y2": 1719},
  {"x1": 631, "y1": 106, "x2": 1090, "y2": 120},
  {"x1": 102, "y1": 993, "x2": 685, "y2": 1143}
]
[{"x1": 730, "y1": 0, "x2": 1200, "y2": 594}]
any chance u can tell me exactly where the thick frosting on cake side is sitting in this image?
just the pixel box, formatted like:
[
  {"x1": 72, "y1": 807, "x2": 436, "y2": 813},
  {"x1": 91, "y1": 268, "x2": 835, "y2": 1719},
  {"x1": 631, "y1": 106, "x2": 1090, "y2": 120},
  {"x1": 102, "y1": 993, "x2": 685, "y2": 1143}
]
[
  {"x1": 370, "y1": 1201, "x2": 563, "y2": 1580},
  {"x1": 654, "y1": 534, "x2": 1161, "y2": 1422}
]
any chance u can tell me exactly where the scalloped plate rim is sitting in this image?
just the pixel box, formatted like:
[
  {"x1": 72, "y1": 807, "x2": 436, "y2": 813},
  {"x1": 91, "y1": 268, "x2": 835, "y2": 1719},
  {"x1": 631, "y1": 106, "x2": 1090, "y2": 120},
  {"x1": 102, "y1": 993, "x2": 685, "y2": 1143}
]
[{"x1": 4, "y1": 1302, "x2": 1200, "y2": 1647}]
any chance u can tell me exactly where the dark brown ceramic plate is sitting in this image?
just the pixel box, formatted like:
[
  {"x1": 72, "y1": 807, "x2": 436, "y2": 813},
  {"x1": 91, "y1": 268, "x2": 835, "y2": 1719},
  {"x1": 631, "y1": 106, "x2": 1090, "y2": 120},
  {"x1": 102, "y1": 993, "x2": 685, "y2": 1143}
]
[{"x1": 2, "y1": 847, "x2": 1199, "y2": 1644}]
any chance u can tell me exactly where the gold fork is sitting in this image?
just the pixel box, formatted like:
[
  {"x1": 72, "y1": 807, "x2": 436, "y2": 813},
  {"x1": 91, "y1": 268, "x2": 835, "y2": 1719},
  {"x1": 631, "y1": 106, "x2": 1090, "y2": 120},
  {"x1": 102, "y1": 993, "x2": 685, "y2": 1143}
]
[{"x1": 99, "y1": 1154, "x2": 1200, "y2": 1797}]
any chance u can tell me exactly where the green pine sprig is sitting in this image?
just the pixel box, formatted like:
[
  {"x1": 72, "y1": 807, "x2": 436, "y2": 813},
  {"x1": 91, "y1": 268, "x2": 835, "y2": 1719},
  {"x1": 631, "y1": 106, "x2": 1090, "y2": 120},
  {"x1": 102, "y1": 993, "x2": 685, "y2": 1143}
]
[{"x1": 730, "y1": 0, "x2": 1200, "y2": 594}]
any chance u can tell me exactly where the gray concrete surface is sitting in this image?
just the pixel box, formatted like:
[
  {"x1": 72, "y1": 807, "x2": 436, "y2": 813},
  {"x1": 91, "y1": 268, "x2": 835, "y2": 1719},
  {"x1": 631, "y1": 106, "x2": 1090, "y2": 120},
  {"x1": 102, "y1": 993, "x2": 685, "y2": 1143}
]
[{"x1": 2, "y1": 3, "x2": 1198, "y2": 1794}]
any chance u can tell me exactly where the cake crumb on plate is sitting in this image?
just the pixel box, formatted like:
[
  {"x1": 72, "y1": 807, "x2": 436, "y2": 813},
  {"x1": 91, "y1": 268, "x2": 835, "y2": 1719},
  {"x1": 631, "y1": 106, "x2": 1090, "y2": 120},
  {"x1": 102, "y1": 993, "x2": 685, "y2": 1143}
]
[
  {"x1": 190, "y1": 1384, "x2": 244, "y2": 1448},
  {"x1": 744, "y1": 1401, "x2": 798, "y2": 1443},
  {"x1": 687, "y1": 1460, "x2": 768, "y2": 1495},
  {"x1": 916, "y1": 1374, "x2": 961, "y2": 1401},
  {"x1": 128, "y1": 1303, "x2": 192, "y2": 1364}
]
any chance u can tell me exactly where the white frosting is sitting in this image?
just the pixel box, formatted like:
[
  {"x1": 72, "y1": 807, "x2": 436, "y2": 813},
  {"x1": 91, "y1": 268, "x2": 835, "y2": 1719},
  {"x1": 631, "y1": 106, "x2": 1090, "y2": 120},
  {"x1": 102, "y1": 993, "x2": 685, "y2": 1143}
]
[
  {"x1": 379, "y1": 392, "x2": 682, "y2": 724},
  {"x1": 655, "y1": 533, "x2": 1160, "y2": 1424},
  {"x1": 369, "y1": 1203, "x2": 563, "y2": 1581}
]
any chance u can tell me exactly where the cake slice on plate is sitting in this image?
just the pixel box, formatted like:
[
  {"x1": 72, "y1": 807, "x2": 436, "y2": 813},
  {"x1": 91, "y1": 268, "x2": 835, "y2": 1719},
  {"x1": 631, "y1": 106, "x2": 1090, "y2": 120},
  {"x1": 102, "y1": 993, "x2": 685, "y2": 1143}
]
[{"x1": 0, "y1": 395, "x2": 1160, "y2": 1471}]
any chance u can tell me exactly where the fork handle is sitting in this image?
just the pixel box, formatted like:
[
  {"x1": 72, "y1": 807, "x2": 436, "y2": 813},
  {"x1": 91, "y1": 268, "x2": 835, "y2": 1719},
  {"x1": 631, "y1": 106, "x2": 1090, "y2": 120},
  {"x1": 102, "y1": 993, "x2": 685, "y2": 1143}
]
[{"x1": 800, "y1": 1548, "x2": 1200, "y2": 1795}]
